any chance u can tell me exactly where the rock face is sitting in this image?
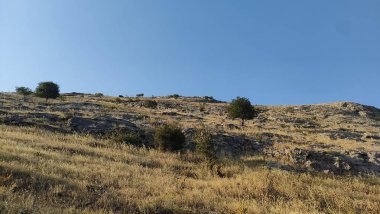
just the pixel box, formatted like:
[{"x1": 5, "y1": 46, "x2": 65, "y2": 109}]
[
  {"x1": 213, "y1": 134, "x2": 266, "y2": 156},
  {"x1": 184, "y1": 128, "x2": 270, "y2": 156},
  {"x1": 0, "y1": 111, "x2": 139, "y2": 135},
  {"x1": 67, "y1": 116, "x2": 138, "y2": 134}
]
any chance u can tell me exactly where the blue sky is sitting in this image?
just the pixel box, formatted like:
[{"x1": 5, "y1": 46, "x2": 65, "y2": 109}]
[{"x1": 0, "y1": 0, "x2": 379, "y2": 107}]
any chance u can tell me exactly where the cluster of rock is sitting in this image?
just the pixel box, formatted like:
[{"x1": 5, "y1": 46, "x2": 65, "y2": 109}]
[{"x1": 266, "y1": 148, "x2": 380, "y2": 175}]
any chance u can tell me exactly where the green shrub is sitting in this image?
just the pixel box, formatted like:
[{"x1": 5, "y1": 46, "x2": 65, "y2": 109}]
[
  {"x1": 199, "y1": 104, "x2": 206, "y2": 112},
  {"x1": 143, "y1": 100, "x2": 158, "y2": 109},
  {"x1": 115, "y1": 97, "x2": 122, "y2": 103},
  {"x1": 168, "y1": 94, "x2": 180, "y2": 99},
  {"x1": 63, "y1": 111, "x2": 75, "y2": 120},
  {"x1": 58, "y1": 95, "x2": 66, "y2": 101},
  {"x1": 154, "y1": 124, "x2": 185, "y2": 152},
  {"x1": 136, "y1": 93, "x2": 144, "y2": 97},
  {"x1": 34, "y1": 82, "x2": 60, "y2": 101},
  {"x1": 94, "y1": 93, "x2": 104, "y2": 97},
  {"x1": 194, "y1": 127, "x2": 216, "y2": 162},
  {"x1": 109, "y1": 129, "x2": 144, "y2": 146},
  {"x1": 227, "y1": 96, "x2": 256, "y2": 126},
  {"x1": 15, "y1": 86, "x2": 33, "y2": 100}
]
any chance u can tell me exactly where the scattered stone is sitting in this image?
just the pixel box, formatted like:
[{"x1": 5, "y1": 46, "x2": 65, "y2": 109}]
[{"x1": 267, "y1": 148, "x2": 380, "y2": 175}]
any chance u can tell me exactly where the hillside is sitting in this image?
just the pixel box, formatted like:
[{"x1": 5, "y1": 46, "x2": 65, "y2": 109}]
[
  {"x1": 0, "y1": 92, "x2": 379, "y2": 213},
  {"x1": 1, "y1": 93, "x2": 379, "y2": 175}
]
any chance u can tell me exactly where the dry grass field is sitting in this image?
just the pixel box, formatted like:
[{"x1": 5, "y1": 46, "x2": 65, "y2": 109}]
[
  {"x1": 0, "y1": 125, "x2": 379, "y2": 213},
  {"x1": 0, "y1": 93, "x2": 380, "y2": 213}
]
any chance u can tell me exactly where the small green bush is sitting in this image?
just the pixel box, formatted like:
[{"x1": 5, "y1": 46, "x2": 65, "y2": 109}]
[
  {"x1": 136, "y1": 93, "x2": 144, "y2": 97},
  {"x1": 94, "y1": 93, "x2": 104, "y2": 97},
  {"x1": 194, "y1": 127, "x2": 216, "y2": 162},
  {"x1": 15, "y1": 86, "x2": 33, "y2": 97},
  {"x1": 199, "y1": 104, "x2": 206, "y2": 112},
  {"x1": 115, "y1": 97, "x2": 122, "y2": 103},
  {"x1": 63, "y1": 111, "x2": 75, "y2": 120},
  {"x1": 143, "y1": 100, "x2": 158, "y2": 109},
  {"x1": 58, "y1": 95, "x2": 66, "y2": 101},
  {"x1": 109, "y1": 129, "x2": 144, "y2": 146},
  {"x1": 154, "y1": 124, "x2": 185, "y2": 152},
  {"x1": 168, "y1": 94, "x2": 180, "y2": 99}
]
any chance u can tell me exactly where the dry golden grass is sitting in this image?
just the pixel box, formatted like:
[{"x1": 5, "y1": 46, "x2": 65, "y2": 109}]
[{"x1": 0, "y1": 125, "x2": 379, "y2": 213}]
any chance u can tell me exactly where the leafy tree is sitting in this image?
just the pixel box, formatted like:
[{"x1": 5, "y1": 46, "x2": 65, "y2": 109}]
[
  {"x1": 34, "y1": 82, "x2": 60, "y2": 101},
  {"x1": 154, "y1": 124, "x2": 185, "y2": 152},
  {"x1": 15, "y1": 87, "x2": 33, "y2": 100},
  {"x1": 136, "y1": 93, "x2": 144, "y2": 98},
  {"x1": 226, "y1": 96, "x2": 255, "y2": 126}
]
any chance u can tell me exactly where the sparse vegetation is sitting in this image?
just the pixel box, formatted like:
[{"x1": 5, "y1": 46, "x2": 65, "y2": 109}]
[
  {"x1": 227, "y1": 96, "x2": 256, "y2": 126},
  {"x1": 94, "y1": 93, "x2": 104, "y2": 97},
  {"x1": 143, "y1": 100, "x2": 158, "y2": 109},
  {"x1": 15, "y1": 86, "x2": 33, "y2": 100},
  {"x1": 34, "y1": 82, "x2": 60, "y2": 101},
  {"x1": 194, "y1": 126, "x2": 217, "y2": 162},
  {"x1": 0, "y1": 125, "x2": 378, "y2": 213},
  {"x1": 0, "y1": 92, "x2": 379, "y2": 213},
  {"x1": 154, "y1": 124, "x2": 185, "y2": 152},
  {"x1": 168, "y1": 94, "x2": 180, "y2": 99},
  {"x1": 199, "y1": 103, "x2": 206, "y2": 112},
  {"x1": 62, "y1": 110, "x2": 75, "y2": 120},
  {"x1": 109, "y1": 129, "x2": 145, "y2": 146},
  {"x1": 204, "y1": 96, "x2": 214, "y2": 100}
]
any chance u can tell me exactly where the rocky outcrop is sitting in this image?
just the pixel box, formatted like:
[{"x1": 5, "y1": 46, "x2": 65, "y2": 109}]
[
  {"x1": 0, "y1": 111, "x2": 139, "y2": 135},
  {"x1": 67, "y1": 116, "x2": 139, "y2": 134},
  {"x1": 267, "y1": 148, "x2": 380, "y2": 175},
  {"x1": 183, "y1": 128, "x2": 270, "y2": 156}
]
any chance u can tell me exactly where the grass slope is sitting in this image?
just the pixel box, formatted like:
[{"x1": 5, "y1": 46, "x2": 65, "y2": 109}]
[{"x1": 0, "y1": 125, "x2": 379, "y2": 213}]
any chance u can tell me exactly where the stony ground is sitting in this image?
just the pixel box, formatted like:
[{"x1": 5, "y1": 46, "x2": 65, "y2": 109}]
[
  {"x1": 0, "y1": 92, "x2": 379, "y2": 175},
  {"x1": 1, "y1": 92, "x2": 380, "y2": 213}
]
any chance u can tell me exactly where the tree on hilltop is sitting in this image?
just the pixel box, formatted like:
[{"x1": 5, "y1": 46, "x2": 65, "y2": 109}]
[
  {"x1": 226, "y1": 96, "x2": 256, "y2": 126},
  {"x1": 15, "y1": 86, "x2": 33, "y2": 101},
  {"x1": 35, "y1": 82, "x2": 60, "y2": 102}
]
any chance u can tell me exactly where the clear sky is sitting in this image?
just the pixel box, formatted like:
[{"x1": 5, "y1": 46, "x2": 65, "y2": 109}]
[{"x1": 0, "y1": 0, "x2": 379, "y2": 107}]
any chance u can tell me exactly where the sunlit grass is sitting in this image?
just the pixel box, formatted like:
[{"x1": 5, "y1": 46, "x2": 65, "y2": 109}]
[{"x1": 1, "y1": 125, "x2": 379, "y2": 213}]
